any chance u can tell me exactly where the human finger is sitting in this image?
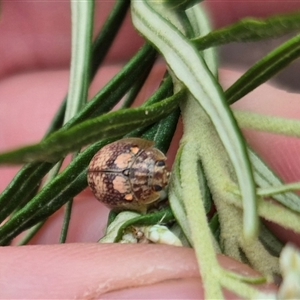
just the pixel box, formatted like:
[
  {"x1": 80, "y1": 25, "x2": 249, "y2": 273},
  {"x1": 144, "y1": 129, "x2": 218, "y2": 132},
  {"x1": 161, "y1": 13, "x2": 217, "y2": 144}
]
[{"x1": 0, "y1": 243, "x2": 275, "y2": 298}]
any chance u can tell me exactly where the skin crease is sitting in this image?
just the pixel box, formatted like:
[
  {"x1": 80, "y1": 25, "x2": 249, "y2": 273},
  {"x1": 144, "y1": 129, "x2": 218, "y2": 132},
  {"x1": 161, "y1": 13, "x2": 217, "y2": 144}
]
[{"x1": 1, "y1": 0, "x2": 300, "y2": 298}]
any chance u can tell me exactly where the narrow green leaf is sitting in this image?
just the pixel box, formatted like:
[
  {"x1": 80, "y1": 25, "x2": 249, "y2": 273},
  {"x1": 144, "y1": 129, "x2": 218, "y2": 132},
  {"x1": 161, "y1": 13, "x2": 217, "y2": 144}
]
[
  {"x1": 0, "y1": 91, "x2": 181, "y2": 165},
  {"x1": 45, "y1": 101, "x2": 66, "y2": 136},
  {"x1": 258, "y1": 183, "x2": 300, "y2": 197},
  {"x1": 185, "y1": 4, "x2": 218, "y2": 75},
  {"x1": 67, "y1": 0, "x2": 137, "y2": 124},
  {"x1": 107, "y1": 210, "x2": 118, "y2": 227},
  {"x1": 169, "y1": 145, "x2": 193, "y2": 245},
  {"x1": 114, "y1": 208, "x2": 174, "y2": 242},
  {"x1": 59, "y1": 200, "x2": 73, "y2": 243},
  {"x1": 66, "y1": 44, "x2": 157, "y2": 126},
  {"x1": 99, "y1": 211, "x2": 141, "y2": 243},
  {"x1": 65, "y1": 1, "x2": 94, "y2": 121},
  {"x1": 18, "y1": 221, "x2": 46, "y2": 246},
  {"x1": 179, "y1": 141, "x2": 224, "y2": 298},
  {"x1": 259, "y1": 223, "x2": 283, "y2": 257},
  {"x1": 90, "y1": 0, "x2": 130, "y2": 76},
  {"x1": 226, "y1": 34, "x2": 300, "y2": 104},
  {"x1": 125, "y1": 75, "x2": 174, "y2": 139},
  {"x1": 0, "y1": 163, "x2": 53, "y2": 224},
  {"x1": 121, "y1": 59, "x2": 156, "y2": 109},
  {"x1": 235, "y1": 110, "x2": 300, "y2": 138},
  {"x1": 131, "y1": 1, "x2": 258, "y2": 239},
  {"x1": 169, "y1": 143, "x2": 213, "y2": 246},
  {"x1": 193, "y1": 12, "x2": 300, "y2": 50},
  {"x1": 196, "y1": 159, "x2": 213, "y2": 214},
  {"x1": 142, "y1": 108, "x2": 180, "y2": 153},
  {"x1": 0, "y1": 139, "x2": 112, "y2": 245},
  {"x1": 209, "y1": 213, "x2": 221, "y2": 245},
  {"x1": 59, "y1": 0, "x2": 95, "y2": 242},
  {"x1": 143, "y1": 75, "x2": 173, "y2": 107},
  {"x1": 250, "y1": 149, "x2": 300, "y2": 212}
]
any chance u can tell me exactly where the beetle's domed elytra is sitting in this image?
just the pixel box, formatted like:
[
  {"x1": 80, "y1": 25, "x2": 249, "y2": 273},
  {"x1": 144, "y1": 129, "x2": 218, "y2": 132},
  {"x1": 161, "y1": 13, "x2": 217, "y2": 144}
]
[{"x1": 87, "y1": 138, "x2": 169, "y2": 213}]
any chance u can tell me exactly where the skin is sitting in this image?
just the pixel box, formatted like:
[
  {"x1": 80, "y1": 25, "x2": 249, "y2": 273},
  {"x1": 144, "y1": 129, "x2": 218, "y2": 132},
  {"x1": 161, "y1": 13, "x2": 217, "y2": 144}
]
[{"x1": 1, "y1": 1, "x2": 300, "y2": 298}]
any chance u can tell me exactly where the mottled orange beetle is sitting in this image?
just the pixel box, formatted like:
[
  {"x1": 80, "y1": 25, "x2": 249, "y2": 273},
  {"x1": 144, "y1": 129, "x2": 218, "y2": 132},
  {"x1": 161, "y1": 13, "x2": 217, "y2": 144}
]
[{"x1": 87, "y1": 138, "x2": 169, "y2": 213}]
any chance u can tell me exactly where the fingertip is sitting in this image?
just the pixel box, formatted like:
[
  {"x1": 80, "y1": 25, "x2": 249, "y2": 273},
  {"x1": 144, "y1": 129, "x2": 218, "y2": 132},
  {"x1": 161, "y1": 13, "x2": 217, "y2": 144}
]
[{"x1": 0, "y1": 244, "x2": 199, "y2": 298}]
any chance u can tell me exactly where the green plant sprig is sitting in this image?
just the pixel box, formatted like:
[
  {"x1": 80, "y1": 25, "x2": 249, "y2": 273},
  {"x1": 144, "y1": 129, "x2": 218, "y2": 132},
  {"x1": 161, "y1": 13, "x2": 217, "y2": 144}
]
[
  {"x1": 193, "y1": 11, "x2": 300, "y2": 50},
  {"x1": 132, "y1": 0, "x2": 258, "y2": 240}
]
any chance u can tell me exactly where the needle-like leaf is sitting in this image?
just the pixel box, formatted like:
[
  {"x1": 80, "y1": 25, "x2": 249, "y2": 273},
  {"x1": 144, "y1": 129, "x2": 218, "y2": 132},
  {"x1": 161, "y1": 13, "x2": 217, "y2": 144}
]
[{"x1": 0, "y1": 92, "x2": 181, "y2": 165}]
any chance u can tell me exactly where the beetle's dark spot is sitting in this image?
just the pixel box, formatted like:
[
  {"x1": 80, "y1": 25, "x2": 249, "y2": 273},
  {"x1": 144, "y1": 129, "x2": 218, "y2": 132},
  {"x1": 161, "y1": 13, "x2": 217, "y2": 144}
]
[
  {"x1": 122, "y1": 169, "x2": 130, "y2": 176},
  {"x1": 153, "y1": 185, "x2": 163, "y2": 192},
  {"x1": 156, "y1": 161, "x2": 165, "y2": 167}
]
